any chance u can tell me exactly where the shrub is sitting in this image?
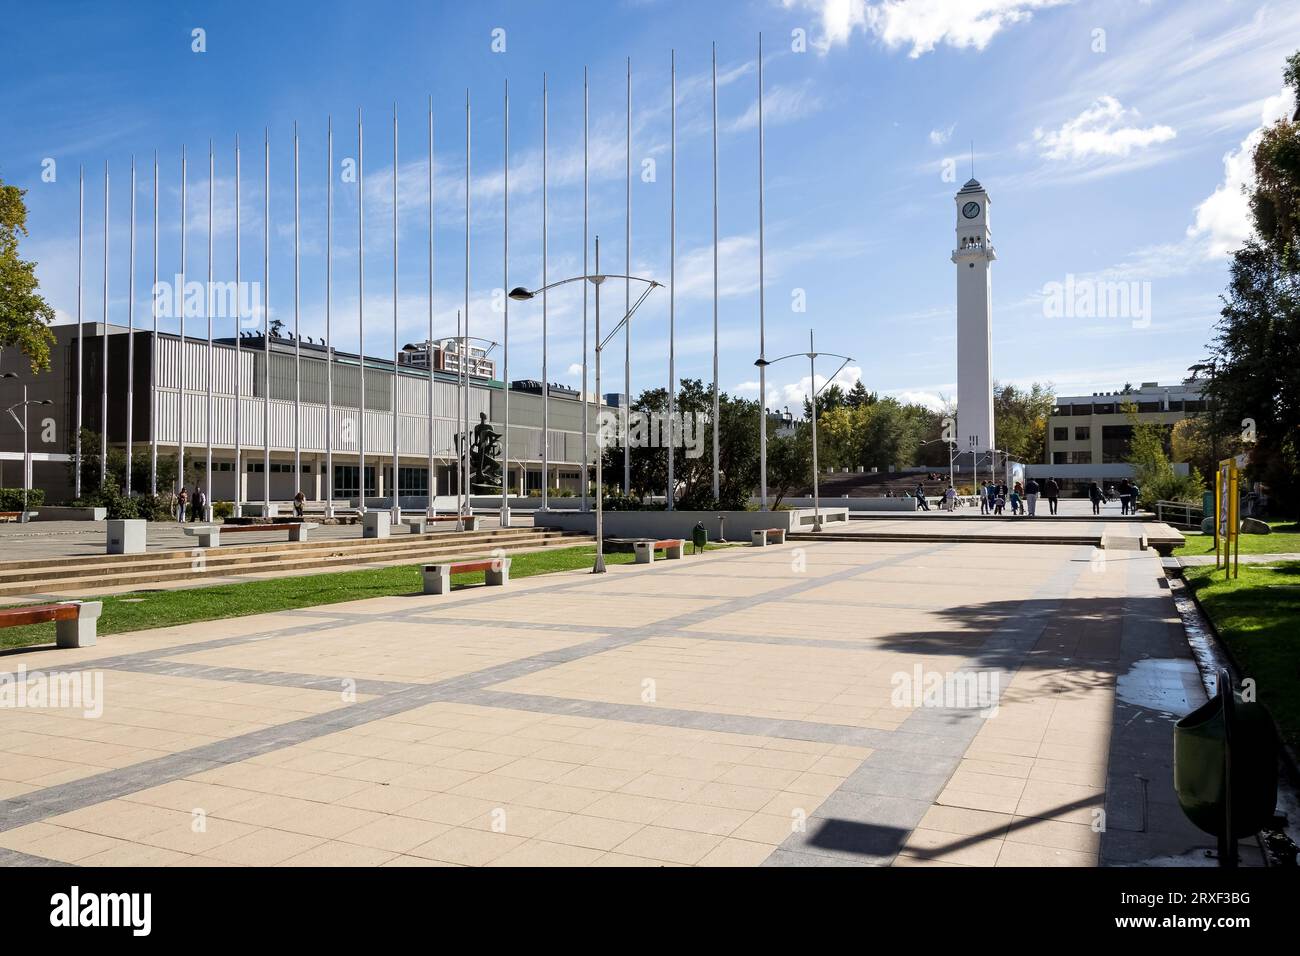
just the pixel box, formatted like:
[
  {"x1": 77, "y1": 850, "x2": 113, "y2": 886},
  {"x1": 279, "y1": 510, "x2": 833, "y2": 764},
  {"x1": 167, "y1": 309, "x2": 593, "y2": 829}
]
[
  {"x1": 212, "y1": 500, "x2": 235, "y2": 520},
  {"x1": 0, "y1": 487, "x2": 45, "y2": 510}
]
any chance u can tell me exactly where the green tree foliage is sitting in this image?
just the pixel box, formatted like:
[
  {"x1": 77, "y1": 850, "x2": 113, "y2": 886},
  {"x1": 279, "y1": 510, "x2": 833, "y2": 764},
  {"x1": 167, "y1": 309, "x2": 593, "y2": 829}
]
[
  {"x1": 0, "y1": 179, "x2": 57, "y2": 371},
  {"x1": 1201, "y1": 50, "x2": 1300, "y2": 509},
  {"x1": 993, "y1": 381, "x2": 1055, "y2": 463},
  {"x1": 67, "y1": 429, "x2": 178, "y2": 500},
  {"x1": 1125, "y1": 403, "x2": 1204, "y2": 506}
]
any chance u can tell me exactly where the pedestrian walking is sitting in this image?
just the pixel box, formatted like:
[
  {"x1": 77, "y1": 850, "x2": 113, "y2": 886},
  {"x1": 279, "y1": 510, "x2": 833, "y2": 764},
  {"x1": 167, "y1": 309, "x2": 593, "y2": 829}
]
[
  {"x1": 1089, "y1": 480, "x2": 1103, "y2": 516},
  {"x1": 294, "y1": 490, "x2": 306, "y2": 518},
  {"x1": 1044, "y1": 476, "x2": 1060, "y2": 515},
  {"x1": 915, "y1": 482, "x2": 930, "y2": 512},
  {"x1": 1025, "y1": 477, "x2": 1040, "y2": 516},
  {"x1": 176, "y1": 487, "x2": 189, "y2": 523}
]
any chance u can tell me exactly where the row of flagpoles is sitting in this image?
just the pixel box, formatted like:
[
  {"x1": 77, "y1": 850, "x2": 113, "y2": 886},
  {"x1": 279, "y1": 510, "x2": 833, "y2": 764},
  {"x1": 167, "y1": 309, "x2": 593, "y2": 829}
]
[{"x1": 67, "y1": 37, "x2": 772, "y2": 517}]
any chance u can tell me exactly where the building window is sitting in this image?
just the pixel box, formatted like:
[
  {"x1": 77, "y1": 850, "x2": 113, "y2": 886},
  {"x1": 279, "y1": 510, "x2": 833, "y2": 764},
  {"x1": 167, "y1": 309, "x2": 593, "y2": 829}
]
[
  {"x1": 1101, "y1": 424, "x2": 1134, "y2": 463},
  {"x1": 333, "y1": 465, "x2": 376, "y2": 497},
  {"x1": 396, "y1": 467, "x2": 429, "y2": 496},
  {"x1": 1053, "y1": 427, "x2": 1068, "y2": 442},
  {"x1": 1075, "y1": 426, "x2": 1090, "y2": 441}
]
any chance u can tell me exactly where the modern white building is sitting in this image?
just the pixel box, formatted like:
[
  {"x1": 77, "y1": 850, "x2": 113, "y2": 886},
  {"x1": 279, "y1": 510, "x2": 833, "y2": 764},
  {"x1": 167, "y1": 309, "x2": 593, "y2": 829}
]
[
  {"x1": 0, "y1": 322, "x2": 600, "y2": 506},
  {"x1": 951, "y1": 178, "x2": 996, "y2": 465}
]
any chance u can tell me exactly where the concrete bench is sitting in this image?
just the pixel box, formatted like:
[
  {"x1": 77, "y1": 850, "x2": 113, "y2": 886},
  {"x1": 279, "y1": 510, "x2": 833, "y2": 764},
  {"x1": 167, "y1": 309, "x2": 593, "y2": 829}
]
[
  {"x1": 429, "y1": 515, "x2": 480, "y2": 531},
  {"x1": 0, "y1": 511, "x2": 37, "y2": 523},
  {"x1": 0, "y1": 600, "x2": 103, "y2": 648},
  {"x1": 750, "y1": 528, "x2": 787, "y2": 546},
  {"x1": 422, "y1": 557, "x2": 511, "y2": 595},
  {"x1": 402, "y1": 517, "x2": 428, "y2": 534},
  {"x1": 182, "y1": 522, "x2": 317, "y2": 548},
  {"x1": 634, "y1": 538, "x2": 684, "y2": 563}
]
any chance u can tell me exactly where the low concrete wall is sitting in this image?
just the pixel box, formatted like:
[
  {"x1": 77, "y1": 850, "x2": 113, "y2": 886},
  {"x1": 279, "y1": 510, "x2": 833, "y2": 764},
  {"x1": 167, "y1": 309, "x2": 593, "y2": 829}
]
[
  {"x1": 31, "y1": 506, "x2": 107, "y2": 521},
  {"x1": 538, "y1": 508, "x2": 848, "y2": 540},
  {"x1": 776, "y1": 496, "x2": 917, "y2": 513}
]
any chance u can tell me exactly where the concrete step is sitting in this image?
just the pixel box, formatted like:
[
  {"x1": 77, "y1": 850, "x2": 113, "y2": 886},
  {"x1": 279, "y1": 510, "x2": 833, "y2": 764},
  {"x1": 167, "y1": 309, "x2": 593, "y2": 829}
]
[
  {"x1": 5, "y1": 533, "x2": 596, "y2": 598},
  {"x1": 0, "y1": 525, "x2": 557, "y2": 574},
  {"x1": 0, "y1": 531, "x2": 581, "y2": 587}
]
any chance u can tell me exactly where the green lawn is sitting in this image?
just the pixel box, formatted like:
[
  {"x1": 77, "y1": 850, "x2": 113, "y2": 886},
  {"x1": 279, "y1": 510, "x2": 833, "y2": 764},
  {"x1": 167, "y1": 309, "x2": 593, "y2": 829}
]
[
  {"x1": 1174, "y1": 520, "x2": 1300, "y2": 556},
  {"x1": 1183, "y1": 560, "x2": 1300, "y2": 753},
  {"x1": 0, "y1": 542, "x2": 732, "y2": 651}
]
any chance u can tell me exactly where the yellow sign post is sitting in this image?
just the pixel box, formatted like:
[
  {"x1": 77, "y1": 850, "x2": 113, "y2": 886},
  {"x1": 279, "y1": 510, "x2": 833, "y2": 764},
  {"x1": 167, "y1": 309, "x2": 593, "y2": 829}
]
[{"x1": 1214, "y1": 458, "x2": 1240, "y2": 580}]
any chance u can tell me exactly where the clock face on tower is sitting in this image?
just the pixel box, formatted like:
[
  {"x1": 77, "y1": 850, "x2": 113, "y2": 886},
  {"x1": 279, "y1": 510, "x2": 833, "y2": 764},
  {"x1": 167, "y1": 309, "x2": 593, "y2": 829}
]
[{"x1": 962, "y1": 201, "x2": 981, "y2": 219}]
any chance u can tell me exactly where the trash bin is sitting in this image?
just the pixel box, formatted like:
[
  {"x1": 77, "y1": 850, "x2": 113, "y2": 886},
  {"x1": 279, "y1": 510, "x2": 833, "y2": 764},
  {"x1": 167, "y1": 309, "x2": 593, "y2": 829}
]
[
  {"x1": 691, "y1": 522, "x2": 708, "y2": 555},
  {"x1": 1173, "y1": 669, "x2": 1277, "y2": 864}
]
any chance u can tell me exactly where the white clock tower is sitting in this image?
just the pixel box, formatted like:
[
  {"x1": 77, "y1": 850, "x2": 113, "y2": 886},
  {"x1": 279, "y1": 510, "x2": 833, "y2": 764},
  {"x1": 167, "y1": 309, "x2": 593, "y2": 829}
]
[{"x1": 951, "y1": 178, "x2": 996, "y2": 463}]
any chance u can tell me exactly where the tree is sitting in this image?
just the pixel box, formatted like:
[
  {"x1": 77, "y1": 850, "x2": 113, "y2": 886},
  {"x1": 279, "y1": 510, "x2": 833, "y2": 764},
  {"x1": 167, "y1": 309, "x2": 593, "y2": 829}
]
[
  {"x1": 1125, "y1": 403, "x2": 1203, "y2": 506},
  {"x1": 993, "y1": 381, "x2": 1055, "y2": 463},
  {"x1": 1200, "y1": 50, "x2": 1300, "y2": 509},
  {"x1": 0, "y1": 178, "x2": 57, "y2": 371}
]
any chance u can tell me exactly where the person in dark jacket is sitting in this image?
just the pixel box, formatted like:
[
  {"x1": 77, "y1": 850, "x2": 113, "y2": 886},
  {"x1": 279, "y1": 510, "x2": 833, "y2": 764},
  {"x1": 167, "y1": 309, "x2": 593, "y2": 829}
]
[
  {"x1": 1044, "y1": 477, "x2": 1060, "y2": 515},
  {"x1": 1088, "y1": 481, "x2": 1103, "y2": 516}
]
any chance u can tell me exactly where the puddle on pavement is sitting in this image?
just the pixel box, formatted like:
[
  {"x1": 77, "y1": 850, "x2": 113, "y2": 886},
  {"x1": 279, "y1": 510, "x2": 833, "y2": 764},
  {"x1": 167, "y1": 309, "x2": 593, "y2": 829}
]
[{"x1": 1115, "y1": 657, "x2": 1201, "y2": 716}]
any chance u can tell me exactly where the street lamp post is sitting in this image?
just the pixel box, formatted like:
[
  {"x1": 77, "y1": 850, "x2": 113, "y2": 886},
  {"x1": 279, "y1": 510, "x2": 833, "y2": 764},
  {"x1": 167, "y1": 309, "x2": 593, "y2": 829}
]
[
  {"x1": 3, "y1": 376, "x2": 54, "y2": 522},
  {"x1": 510, "y1": 255, "x2": 660, "y2": 572},
  {"x1": 920, "y1": 438, "x2": 958, "y2": 493},
  {"x1": 754, "y1": 330, "x2": 852, "y2": 532}
]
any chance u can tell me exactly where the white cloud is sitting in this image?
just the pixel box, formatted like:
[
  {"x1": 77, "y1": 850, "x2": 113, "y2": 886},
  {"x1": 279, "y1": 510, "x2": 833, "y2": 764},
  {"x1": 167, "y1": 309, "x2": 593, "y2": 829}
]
[
  {"x1": 782, "y1": 0, "x2": 1071, "y2": 58},
  {"x1": 728, "y1": 80, "x2": 823, "y2": 132},
  {"x1": 887, "y1": 389, "x2": 947, "y2": 412},
  {"x1": 928, "y1": 125, "x2": 954, "y2": 146},
  {"x1": 566, "y1": 362, "x2": 584, "y2": 377},
  {"x1": 1188, "y1": 87, "x2": 1296, "y2": 258},
  {"x1": 1033, "y1": 96, "x2": 1175, "y2": 162}
]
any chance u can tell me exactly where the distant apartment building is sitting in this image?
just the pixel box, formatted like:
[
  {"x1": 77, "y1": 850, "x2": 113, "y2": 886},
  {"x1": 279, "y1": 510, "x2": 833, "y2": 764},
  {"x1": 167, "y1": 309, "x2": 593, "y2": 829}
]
[{"x1": 1040, "y1": 380, "x2": 1203, "y2": 480}]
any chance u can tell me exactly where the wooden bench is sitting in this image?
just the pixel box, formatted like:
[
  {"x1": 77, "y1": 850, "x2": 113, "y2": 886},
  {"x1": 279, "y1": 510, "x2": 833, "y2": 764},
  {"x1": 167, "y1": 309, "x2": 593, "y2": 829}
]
[
  {"x1": 634, "y1": 538, "x2": 684, "y2": 563},
  {"x1": 422, "y1": 557, "x2": 511, "y2": 594},
  {"x1": 182, "y1": 522, "x2": 318, "y2": 548},
  {"x1": 0, "y1": 600, "x2": 103, "y2": 648},
  {"x1": 750, "y1": 528, "x2": 787, "y2": 546}
]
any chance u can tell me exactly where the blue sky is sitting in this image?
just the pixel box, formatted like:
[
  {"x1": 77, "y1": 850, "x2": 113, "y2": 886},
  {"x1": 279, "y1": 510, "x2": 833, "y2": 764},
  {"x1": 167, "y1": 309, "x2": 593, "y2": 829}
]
[{"x1": 2, "y1": 0, "x2": 1296, "y2": 412}]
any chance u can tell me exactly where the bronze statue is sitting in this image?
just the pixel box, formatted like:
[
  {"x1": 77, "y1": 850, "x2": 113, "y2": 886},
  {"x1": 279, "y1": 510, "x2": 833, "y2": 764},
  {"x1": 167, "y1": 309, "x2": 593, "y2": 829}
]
[{"x1": 455, "y1": 412, "x2": 503, "y2": 492}]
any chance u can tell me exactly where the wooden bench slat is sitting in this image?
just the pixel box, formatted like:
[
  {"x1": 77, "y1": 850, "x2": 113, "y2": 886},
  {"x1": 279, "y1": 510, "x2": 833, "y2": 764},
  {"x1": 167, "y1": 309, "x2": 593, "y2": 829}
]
[{"x1": 0, "y1": 603, "x2": 79, "y2": 627}]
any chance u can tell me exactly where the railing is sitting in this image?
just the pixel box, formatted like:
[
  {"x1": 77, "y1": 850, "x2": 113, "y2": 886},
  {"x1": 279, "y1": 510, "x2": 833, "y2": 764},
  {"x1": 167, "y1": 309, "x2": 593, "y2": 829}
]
[{"x1": 1154, "y1": 500, "x2": 1204, "y2": 529}]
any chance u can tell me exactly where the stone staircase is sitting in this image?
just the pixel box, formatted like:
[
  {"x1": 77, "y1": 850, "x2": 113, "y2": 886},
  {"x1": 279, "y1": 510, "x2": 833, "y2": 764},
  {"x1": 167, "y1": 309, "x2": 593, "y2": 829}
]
[{"x1": 1, "y1": 526, "x2": 594, "y2": 598}]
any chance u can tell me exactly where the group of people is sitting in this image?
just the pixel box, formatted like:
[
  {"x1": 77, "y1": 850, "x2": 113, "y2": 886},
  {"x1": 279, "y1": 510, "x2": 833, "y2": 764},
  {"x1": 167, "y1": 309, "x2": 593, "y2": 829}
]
[
  {"x1": 1087, "y1": 479, "x2": 1141, "y2": 515},
  {"x1": 978, "y1": 477, "x2": 1061, "y2": 517},
  {"x1": 174, "y1": 486, "x2": 209, "y2": 523}
]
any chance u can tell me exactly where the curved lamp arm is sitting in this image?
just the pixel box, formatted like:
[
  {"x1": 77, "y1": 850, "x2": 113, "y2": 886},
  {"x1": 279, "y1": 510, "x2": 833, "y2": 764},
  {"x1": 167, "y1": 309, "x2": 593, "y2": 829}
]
[{"x1": 509, "y1": 274, "x2": 661, "y2": 301}]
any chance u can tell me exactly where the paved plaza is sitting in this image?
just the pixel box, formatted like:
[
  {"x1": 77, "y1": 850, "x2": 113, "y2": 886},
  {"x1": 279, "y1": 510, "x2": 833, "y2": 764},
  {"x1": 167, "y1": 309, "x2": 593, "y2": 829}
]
[{"x1": 0, "y1": 533, "x2": 1211, "y2": 867}]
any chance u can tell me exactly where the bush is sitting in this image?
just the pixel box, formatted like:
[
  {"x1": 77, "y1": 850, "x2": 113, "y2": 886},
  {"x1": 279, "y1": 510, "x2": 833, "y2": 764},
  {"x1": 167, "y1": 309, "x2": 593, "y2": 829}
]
[
  {"x1": 212, "y1": 500, "x2": 235, "y2": 520},
  {"x1": 0, "y1": 487, "x2": 45, "y2": 510},
  {"x1": 136, "y1": 493, "x2": 179, "y2": 522}
]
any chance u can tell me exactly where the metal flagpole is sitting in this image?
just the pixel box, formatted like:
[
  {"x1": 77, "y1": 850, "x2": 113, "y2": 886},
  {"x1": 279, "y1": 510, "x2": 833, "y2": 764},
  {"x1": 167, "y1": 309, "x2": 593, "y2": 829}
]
[
  {"x1": 294, "y1": 123, "x2": 302, "y2": 506},
  {"x1": 126, "y1": 157, "x2": 136, "y2": 496},
  {"x1": 711, "y1": 42, "x2": 720, "y2": 502},
  {"x1": 434, "y1": 93, "x2": 439, "y2": 520},
  {"x1": 262, "y1": 129, "x2": 270, "y2": 513},
  {"x1": 325, "y1": 118, "x2": 334, "y2": 518},
  {"x1": 624, "y1": 57, "x2": 631, "y2": 496},
  {"x1": 541, "y1": 73, "x2": 549, "y2": 512},
  {"x1": 101, "y1": 161, "x2": 109, "y2": 487},
  {"x1": 180, "y1": 146, "x2": 187, "y2": 496},
  {"x1": 581, "y1": 66, "x2": 589, "y2": 514},
  {"x1": 76, "y1": 165, "x2": 83, "y2": 500},
  {"x1": 234, "y1": 135, "x2": 243, "y2": 516},
  {"x1": 501, "y1": 79, "x2": 511, "y2": 526},
  {"x1": 463, "y1": 89, "x2": 471, "y2": 526},
  {"x1": 205, "y1": 142, "x2": 214, "y2": 520},
  {"x1": 358, "y1": 110, "x2": 367, "y2": 514},
  {"x1": 757, "y1": 33, "x2": 768, "y2": 510},
  {"x1": 667, "y1": 51, "x2": 675, "y2": 511},
  {"x1": 150, "y1": 155, "x2": 158, "y2": 495},
  {"x1": 390, "y1": 106, "x2": 400, "y2": 523}
]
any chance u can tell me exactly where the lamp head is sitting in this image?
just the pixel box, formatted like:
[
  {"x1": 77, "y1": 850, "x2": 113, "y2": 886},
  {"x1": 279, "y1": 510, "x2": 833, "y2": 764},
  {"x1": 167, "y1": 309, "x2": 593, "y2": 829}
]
[{"x1": 508, "y1": 287, "x2": 534, "y2": 302}]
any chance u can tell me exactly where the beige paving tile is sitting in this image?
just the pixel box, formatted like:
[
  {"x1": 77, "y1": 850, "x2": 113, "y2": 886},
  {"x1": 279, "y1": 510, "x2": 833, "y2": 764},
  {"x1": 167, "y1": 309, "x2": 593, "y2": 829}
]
[
  {"x1": 408, "y1": 827, "x2": 526, "y2": 866},
  {"x1": 697, "y1": 838, "x2": 776, "y2": 867},
  {"x1": 612, "y1": 825, "x2": 725, "y2": 865}
]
